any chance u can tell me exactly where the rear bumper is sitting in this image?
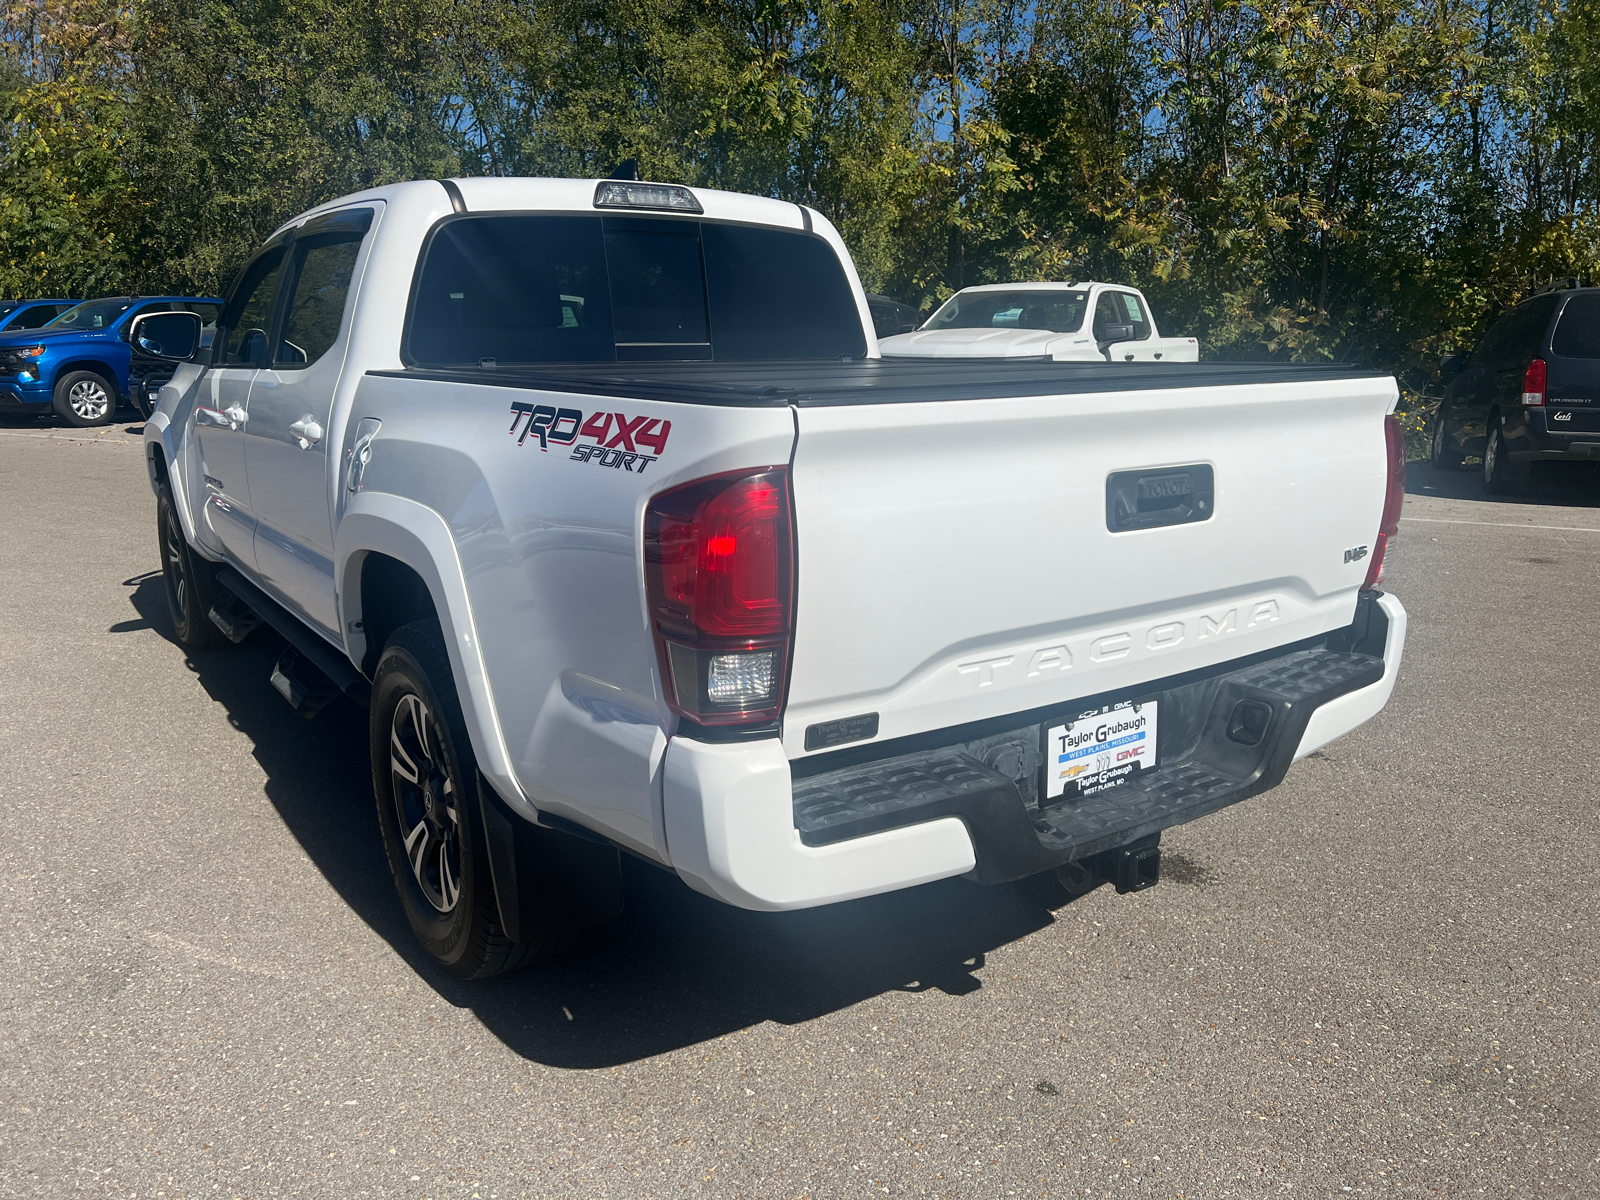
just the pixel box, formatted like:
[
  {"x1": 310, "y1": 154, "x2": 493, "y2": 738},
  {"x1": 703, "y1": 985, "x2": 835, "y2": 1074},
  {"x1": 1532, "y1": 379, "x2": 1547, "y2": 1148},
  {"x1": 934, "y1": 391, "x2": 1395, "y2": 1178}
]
[
  {"x1": 1507, "y1": 414, "x2": 1600, "y2": 461},
  {"x1": 664, "y1": 592, "x2": 1406, "y2": 911}
]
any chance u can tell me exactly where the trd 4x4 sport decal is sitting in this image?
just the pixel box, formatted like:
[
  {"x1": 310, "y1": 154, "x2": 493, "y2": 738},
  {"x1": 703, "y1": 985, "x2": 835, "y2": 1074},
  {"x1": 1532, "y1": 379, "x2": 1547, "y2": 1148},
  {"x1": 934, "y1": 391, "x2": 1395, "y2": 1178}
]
[{"x1": 508, "y1": 402, "x2": 671, "y2": 475}]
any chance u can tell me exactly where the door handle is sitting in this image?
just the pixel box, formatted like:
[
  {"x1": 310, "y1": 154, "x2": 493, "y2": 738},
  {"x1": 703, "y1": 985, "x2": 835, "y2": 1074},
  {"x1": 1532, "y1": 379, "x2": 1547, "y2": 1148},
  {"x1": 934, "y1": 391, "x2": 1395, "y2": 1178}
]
[
  {"x1": 289, "y1": 414, "x2": 324, "y2": 449},
  {"x1": 1106, "y1": 464, "x2": 1215, "y2": 532},
  {"x1": 195, "y1": 406, "x2": 230, "y2": 428},
  {"x1": 221, "y1": 404, "x2": 248, "y2": 429},
  {"x1": 346, "y1": 417, "x2": 381, "y2": 492}
]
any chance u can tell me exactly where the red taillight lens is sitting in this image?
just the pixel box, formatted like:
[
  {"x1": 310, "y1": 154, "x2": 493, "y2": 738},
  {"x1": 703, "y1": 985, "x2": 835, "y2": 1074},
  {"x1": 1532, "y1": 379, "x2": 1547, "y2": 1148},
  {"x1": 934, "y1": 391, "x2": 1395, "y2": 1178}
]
[
  {"x1": 1522, "y1": 357, "x2": 1547, "y2": 406},
  {"x1": 645, "y1": 468, "x2": 793, "y2": 726},
  {"x1": 1362, "y1": 414, "x2": 1406, "y2": 591}
]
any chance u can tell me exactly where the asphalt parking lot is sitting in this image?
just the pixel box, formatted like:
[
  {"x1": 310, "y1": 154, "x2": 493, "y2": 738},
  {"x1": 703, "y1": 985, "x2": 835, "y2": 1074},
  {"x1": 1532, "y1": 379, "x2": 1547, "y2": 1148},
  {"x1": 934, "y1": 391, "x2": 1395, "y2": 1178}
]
[{"x1": 1, "y1": 416, "x2": 1596, "y2": 1199}]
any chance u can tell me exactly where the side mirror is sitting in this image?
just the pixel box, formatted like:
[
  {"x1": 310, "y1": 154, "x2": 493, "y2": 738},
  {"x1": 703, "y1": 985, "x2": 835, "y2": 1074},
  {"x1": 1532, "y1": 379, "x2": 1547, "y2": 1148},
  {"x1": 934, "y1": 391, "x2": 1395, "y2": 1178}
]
[
  {"x1": 1098, "y1": 322, "x2": 1135, "y2": 344},
  {"x1": 128, "y1": 311, "x2": 202, "y2": 362},
  {"x1": 1440, "y1": 354, "x2": 1466, "y2": 374}
]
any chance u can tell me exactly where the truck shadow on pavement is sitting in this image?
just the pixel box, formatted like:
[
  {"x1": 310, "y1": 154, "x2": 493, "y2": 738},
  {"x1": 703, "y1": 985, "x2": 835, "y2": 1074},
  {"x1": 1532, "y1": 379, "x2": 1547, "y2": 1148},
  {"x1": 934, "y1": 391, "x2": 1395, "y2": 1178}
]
[
  {"x1": 127, "y1": 576, "x2": 1082, "y2": 1069},
  {"x1": 1408, "y1": 459, "x2": 1600, "y2": 506}
]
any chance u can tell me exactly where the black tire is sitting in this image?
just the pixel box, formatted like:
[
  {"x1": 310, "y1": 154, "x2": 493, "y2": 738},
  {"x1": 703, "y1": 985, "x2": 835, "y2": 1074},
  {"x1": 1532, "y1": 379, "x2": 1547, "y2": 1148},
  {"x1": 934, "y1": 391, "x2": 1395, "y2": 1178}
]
[
  {"x1": 371, "y1": 621, "x2": 545, "y2": 978},
  {"x1": 1481, "y1": 416, "x2": 1522, "y2": 495},
  {"x1": 1429, "y1": 411, "x2": 1464, "y2": 469},
  {"x1": 52, "y1": 369, "x2": 118, "y2": 427},
  {"x1": 156, "y1": 482, "x2": 229, "y2": 650}
]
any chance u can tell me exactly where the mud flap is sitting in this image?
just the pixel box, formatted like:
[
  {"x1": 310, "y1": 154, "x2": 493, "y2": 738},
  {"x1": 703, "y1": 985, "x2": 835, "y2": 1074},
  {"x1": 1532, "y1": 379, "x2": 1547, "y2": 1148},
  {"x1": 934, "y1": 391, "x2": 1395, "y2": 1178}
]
[{"x1": 476, "y1": 774, "x2": 624, "y2": 945}]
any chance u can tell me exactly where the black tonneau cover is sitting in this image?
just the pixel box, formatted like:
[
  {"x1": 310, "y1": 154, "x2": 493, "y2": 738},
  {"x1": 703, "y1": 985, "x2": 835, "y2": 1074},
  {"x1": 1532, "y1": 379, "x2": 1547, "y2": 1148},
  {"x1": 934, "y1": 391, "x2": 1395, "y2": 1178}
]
[{"x1": 370, "y1": 358, "x2": 1391, "y2": 408}]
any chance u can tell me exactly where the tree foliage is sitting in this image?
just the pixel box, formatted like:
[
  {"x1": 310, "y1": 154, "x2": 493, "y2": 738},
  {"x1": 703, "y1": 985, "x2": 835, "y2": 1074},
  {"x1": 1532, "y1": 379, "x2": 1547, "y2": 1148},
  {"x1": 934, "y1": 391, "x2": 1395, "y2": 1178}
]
[{"x1": 2, "y1": 0, "x2": 1598, "y2": 391}]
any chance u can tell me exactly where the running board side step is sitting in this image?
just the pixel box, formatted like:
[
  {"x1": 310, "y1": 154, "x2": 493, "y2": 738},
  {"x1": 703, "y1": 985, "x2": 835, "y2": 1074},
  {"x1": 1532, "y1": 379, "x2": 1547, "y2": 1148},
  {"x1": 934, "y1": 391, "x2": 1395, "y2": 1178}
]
[
  {"x1": 207, "y1": 591, "x2": 261, "y2": 643},
  {"x1": 215, "y1": 567, "x2": 371, "y2": 709}
]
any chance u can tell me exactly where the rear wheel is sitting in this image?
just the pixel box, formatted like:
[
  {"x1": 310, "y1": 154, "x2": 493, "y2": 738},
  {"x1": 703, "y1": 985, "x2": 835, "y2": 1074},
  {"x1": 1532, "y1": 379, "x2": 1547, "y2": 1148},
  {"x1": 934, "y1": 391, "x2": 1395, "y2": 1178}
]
[
  {"x1": 156, "y1": 482, "x2": 229, "y2": 650},
  {"x1": 371, "y1": 621, "x2": 547, "y2": 978},
  {"x1": 52, "y1": 369, "x2": 117, "y2": 427},
  {"x1": 1481, "y1": 417, "x2": 1522, "y2": 495}
]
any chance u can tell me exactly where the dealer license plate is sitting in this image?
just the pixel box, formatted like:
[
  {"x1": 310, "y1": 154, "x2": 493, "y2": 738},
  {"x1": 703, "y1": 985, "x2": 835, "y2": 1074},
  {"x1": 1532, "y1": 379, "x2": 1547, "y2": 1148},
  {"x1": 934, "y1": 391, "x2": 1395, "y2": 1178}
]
[{"x1": 1046, "y1": 699, "x2": 1159, "y2": 800}]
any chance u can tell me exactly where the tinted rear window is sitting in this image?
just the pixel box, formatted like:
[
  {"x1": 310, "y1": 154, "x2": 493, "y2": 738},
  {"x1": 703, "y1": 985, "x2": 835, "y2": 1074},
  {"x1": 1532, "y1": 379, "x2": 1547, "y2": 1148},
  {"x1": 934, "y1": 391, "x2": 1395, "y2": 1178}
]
[
  {"x1": 407, "y1": 214, "x2": 864, "y2": 365},
  {"x1": 1552, "y1": 294, "x2": 1600, "y2": 359}
]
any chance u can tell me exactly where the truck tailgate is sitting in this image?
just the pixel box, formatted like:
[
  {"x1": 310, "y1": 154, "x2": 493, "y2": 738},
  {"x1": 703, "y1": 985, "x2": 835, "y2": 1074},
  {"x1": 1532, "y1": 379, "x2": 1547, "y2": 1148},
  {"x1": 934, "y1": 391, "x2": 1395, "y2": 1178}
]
[{"x1": 782, "y1": 373, "x2": 1397, "y2": 759}]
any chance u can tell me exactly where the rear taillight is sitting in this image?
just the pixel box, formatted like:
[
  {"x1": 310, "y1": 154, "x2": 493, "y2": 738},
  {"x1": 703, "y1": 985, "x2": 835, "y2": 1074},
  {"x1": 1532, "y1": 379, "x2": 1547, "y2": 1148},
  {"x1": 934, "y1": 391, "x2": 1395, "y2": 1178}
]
[
  {"x1": 1522, "y1": 357, "x2": 1547, "y2": 406},
  {"x1": 1362, "y1": 413, "x2": 1406, "y2": 591},
  {"x1": 644, "y1": 467, "x2": 793, "y2": 727}
]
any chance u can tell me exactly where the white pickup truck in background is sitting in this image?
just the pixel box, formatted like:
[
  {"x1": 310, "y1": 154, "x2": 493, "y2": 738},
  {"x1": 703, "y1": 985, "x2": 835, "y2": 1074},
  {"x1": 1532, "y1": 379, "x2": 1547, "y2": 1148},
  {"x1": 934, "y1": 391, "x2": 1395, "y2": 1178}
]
[
  {"x1": 144, "y1": 176, "x2": 1405, "y2": 979},
  {"x1": 878, "y1": 281, "x2": 1200, "y2": 362}
]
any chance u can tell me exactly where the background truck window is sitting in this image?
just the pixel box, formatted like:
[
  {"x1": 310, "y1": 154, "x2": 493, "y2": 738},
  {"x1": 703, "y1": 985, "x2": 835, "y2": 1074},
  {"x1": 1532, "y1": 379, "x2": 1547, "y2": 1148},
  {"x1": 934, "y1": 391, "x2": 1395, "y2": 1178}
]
[
  {"x1": 925, "y1": 290, "x2": 1088, "y2": 333},
  {"x1": 5, "y1": 304, "x2": 65, "y2": 330},
  {"x1": 44, "y1": 299, "x2": 133, "y2": 331}
]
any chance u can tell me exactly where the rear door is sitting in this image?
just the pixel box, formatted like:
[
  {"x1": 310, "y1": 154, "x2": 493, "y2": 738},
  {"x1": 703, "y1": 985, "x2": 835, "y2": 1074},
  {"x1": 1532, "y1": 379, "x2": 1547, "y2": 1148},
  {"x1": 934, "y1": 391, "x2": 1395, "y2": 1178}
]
[
  {"x1": 193, "y1": 244, "x2": 288, "y2": 568},
  {"x1": 781, "y1": 372, "x2": 1398, "y2": 759},
  {"x1": 1490, "y1": 297, "x2": 1558, "y2": 422},
  {"x1": 1546, "y1": 293, "x2": 1600, "y2": 434},
  {"x1": 245, "y1": 205, "x2": 376, "y2": 635}
]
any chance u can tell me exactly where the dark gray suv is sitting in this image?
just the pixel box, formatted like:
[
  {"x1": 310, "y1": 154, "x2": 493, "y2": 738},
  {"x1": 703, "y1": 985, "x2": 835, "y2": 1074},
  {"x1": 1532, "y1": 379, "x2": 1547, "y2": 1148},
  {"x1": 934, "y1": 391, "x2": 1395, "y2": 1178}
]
[{"x1": 1430, "y1": 284, "x2": 1600, "y2": 493}]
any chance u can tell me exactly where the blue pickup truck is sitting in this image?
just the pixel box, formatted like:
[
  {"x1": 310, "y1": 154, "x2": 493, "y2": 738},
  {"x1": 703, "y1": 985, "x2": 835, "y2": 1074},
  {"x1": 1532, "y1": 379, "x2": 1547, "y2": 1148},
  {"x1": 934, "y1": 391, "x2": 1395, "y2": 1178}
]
[{"x1": 0, "y1": 295, "x2": 221, "y2": 427}]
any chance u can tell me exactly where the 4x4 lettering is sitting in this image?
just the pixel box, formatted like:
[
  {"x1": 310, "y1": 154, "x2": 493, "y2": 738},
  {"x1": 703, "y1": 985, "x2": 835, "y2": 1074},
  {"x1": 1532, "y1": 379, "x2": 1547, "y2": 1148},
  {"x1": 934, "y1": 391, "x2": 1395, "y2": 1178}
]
[
  {"x1": 635, "y1": 418, "x2": 671, "y2": 455},
  {"x1": 579, "y1": 411, "x2": 611, "y2": 443},
  {"x1": 607, "y1": 414, "x2": 647, "y2": 451}
]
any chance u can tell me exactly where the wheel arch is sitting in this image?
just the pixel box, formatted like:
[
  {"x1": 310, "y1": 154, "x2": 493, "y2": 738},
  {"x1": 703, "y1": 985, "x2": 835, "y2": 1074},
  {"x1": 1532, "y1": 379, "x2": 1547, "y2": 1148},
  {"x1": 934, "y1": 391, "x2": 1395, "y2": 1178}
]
[
  {"x1": 53, "y1": 359, "x2": 122, "y2": 399},
  {"x1": 336, "y1": 491, "x2": 533, "y2": 821}
]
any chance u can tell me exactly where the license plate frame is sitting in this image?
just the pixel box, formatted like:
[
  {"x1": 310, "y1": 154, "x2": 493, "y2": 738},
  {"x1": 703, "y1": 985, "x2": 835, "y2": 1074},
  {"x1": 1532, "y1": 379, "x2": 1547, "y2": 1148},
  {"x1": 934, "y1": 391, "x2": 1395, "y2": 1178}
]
[{"x1": 1043, "y1": 696, "x2": 1160, "y2": 802}]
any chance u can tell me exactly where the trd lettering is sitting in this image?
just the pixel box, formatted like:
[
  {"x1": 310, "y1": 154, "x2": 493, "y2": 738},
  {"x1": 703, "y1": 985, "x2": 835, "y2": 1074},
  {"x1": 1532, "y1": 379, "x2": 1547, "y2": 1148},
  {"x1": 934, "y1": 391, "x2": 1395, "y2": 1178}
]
[{"x1": 510, "y1": 402, "x2": 671, "y2": 463}]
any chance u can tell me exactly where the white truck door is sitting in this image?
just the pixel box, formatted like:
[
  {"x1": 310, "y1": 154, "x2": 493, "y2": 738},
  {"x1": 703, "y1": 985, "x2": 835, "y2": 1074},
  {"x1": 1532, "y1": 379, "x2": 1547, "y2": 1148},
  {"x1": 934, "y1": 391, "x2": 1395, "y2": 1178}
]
[
  {"x1": 193, "y1": 243, "x2": 288, "y2": 569},
  {"x1": 244, "y1": 207, "x2": 376, "y2": 636},
  {"x1": 1094, "y1": 289, "x2": 1163, "y2": 362}
]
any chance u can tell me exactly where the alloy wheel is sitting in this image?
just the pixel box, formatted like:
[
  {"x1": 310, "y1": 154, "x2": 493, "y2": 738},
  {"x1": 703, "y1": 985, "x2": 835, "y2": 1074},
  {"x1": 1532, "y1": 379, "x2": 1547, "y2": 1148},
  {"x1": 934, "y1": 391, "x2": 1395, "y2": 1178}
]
[
  {"x1": 389, "y1": 692, "x2": 463, "y2": 913},
  {"x1": 68, "y1": 378, "x2": 111, "y2": 421}
]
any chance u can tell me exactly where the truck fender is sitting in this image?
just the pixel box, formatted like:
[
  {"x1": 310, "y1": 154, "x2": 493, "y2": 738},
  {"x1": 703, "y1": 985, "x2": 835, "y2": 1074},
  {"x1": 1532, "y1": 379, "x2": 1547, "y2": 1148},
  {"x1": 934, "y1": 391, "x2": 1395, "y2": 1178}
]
[
  {"x1": 143, "y1": 364, "x2": 217, "y2": 558},
  {"x1": 143, "y1": 409, "x2": 204, "y2": 553},
  {"x1": 335, "y1": 491, "x2": 534, "y2": 820}
]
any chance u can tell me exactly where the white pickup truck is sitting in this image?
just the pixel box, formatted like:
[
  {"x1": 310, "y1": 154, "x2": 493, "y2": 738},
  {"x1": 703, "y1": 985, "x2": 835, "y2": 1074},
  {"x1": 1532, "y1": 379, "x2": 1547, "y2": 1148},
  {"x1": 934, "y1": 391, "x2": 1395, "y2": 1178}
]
[
  {"x1": 145, "y1": 177, "x2": 1406, "y2": 978},
  {"x1": 877, "y1": 281, "x2": 1200, "y2": 362}
]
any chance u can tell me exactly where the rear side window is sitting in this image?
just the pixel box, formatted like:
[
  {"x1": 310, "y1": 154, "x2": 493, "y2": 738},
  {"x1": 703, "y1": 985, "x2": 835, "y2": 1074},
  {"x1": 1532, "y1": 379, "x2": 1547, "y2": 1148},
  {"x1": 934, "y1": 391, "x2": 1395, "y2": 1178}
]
[
  {"x1": 1472, "y1": 296, "x2": 1558, "y2": 368},
  {"x1": 406, "y1": 214, "x2": 865, "y2": 365},
  {"x1": 1552, "y1": 294, "x2": 1600, "y2": 359}
]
